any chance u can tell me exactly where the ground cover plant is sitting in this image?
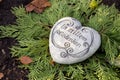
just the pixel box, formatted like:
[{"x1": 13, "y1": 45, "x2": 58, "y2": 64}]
[
  {"x1": 0, "y1": 0, "x2": 120, "y2": 80},
  {"x1": 0, "y1": 0, "x2": 31, "y2": 79}
]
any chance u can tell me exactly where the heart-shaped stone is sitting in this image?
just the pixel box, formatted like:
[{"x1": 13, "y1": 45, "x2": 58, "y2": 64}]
[{"x1": 49, "y1": 17, "x2": 101, "y2": 64}]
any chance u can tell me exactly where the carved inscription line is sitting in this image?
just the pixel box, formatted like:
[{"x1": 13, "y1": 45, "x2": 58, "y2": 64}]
[
  {"x1": 51, "y1": 19, "x2": 94, "y2": 58},
  {"x1": 59, "y1": 28, "x2": 94, "y2": 58},
  {"x1": 51, "y1": 19, "x2": 74, "y2": 49},
  {"x1": 55, "y1": 30, "x2": 81, "y2": 48},
  {"x1": 69, "y1": 29, "x2": 94, "y2": 58},
  {"x1": 61, "y1": 25, "x2": 87, "y2": 41}
]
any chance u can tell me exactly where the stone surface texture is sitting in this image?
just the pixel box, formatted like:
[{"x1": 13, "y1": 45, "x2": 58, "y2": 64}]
[{"x1": 49, "y1": 17, "x2": 101, "y2": 64}]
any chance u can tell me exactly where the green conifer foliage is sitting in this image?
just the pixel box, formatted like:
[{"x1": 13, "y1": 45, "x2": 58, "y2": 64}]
[{"x1": 0, "y1": 0, "x2": 120, "y2": 79}]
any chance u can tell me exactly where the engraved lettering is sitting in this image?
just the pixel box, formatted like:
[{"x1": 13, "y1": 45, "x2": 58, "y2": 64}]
[
  {"x1": 56, "y1": 30, "x2": 81, "y2": 48},
  {"x1": 60, "y1": 26, "x2": 87, "y2": 41}
]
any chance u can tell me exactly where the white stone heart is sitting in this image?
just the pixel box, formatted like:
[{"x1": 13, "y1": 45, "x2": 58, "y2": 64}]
[{"x1": 49, "y1": 17, "x2": 101, "y2": 64}]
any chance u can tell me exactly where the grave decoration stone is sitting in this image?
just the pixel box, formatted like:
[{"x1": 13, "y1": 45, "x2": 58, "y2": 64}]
[{"x1": 49, "y1": 17, "x2": 101, "y2": 64}]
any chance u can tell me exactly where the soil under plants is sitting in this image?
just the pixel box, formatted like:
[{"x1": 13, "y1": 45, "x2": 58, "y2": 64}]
[
  {"x1": 0, "y1": 0, "x2": 31, "y2": 80},
  {"x1": 0, "y1": 37, "x2": 29, "y2": 80},
  {"x1": 0, "y1": 0, "x2": 32, "y2": 26}
]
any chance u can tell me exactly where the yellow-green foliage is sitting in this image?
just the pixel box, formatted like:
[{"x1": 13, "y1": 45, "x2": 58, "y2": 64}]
[{"x1": 0, "y1": 0, "x2": 120, "y2": 80}]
